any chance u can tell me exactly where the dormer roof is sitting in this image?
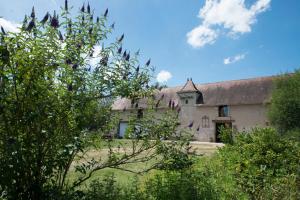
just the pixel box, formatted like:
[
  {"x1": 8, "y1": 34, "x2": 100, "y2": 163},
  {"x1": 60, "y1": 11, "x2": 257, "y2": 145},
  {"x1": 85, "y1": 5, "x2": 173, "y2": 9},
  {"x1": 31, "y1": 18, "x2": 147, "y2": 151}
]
[{"x1": 177, "y1": 78, "x2": 200, "y2": 93}]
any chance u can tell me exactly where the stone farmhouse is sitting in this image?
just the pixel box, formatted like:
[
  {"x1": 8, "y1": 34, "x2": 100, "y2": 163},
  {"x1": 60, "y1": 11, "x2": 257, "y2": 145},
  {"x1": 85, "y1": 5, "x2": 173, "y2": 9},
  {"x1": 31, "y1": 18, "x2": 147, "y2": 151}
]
[{"x1": 112, "y1": 75, "x2": 274, "y2": 142}]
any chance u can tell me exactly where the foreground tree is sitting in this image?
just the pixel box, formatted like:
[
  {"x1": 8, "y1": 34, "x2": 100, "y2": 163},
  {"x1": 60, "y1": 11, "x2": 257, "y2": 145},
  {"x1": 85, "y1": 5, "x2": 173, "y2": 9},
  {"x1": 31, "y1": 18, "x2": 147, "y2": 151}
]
[
  {"x1": 0, "y1": 2, "x2": 190, "y2": 199},
  {"x1": 268, "y1": 70, "x2": 300, "y2": 134}
]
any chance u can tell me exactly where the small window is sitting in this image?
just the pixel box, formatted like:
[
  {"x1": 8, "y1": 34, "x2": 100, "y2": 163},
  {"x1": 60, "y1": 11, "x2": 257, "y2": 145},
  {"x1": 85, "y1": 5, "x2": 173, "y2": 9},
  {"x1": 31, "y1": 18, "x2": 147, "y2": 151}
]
[
  {"x1": 218, "y1": 105, "x2": 229, "y2": 117},
  {"x1": 196, "y1": 93, "x2": 204, "y2": 104},
  {"x1": 202, "y1": 115, "x2": 210, "y2": 128},
  {"x1": 185, "y1": 99, "x2": 189, "y2": 104}
]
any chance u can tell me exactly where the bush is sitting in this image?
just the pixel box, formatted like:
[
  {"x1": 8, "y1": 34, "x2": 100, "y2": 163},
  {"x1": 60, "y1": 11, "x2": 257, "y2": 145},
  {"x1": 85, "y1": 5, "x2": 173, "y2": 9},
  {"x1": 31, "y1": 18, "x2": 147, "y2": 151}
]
[
  {"x1": 84, "y1": 175, "x2": 124, "y2": 200},
  {"x1": 218, "y1": 128, "x2": 300, "y2": 199},
  {"x1": 143, "y1": 169, "x2": 218, "y2": 200},
  {"x1": 188, "y1": 128, "x2": 300, "y2": 200},
  {"x1": 192, "y1": 156, "x2": 249, "y2": 200},
  {"x1": 284, "y1": 128, "x2": 300, "y2": 142},
  {"x1": 219, "y1": 126, "x2": 235, "y2": 144},
  {"x1": 62, "y1": 174, "x2": 145, "y2": 200}
]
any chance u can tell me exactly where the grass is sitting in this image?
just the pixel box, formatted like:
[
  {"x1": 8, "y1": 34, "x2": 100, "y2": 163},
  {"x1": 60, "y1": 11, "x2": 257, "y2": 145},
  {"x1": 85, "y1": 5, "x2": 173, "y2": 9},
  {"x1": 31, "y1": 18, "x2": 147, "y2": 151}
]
[{"x1": 66, "y1": 138, "x2": 223, "y2": 188}]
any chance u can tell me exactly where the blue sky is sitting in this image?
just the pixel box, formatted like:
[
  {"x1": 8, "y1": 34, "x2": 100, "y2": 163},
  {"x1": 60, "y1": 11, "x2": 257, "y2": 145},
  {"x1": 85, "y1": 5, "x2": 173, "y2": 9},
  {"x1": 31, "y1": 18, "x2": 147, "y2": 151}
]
[{"x1": 0, "y1": 0, "x2": 299, "y2": 86}]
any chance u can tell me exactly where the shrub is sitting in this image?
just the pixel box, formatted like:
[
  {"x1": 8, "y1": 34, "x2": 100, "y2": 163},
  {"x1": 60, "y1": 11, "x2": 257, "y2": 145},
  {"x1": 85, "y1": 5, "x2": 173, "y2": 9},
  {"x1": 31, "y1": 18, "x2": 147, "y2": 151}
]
[
  {"x1": 218, "y1": 128, "x2": 300, "y2": 199},
  {"x1": 84, "y1": 175, "x2": 123, "y2": 200},
  {"x1": 143, "y1": 169, "x2": 218, "y2": 200},
  {"x1": 62, "y1": 174, "x2": 145, "y2": 200},
  {"x1": 219, "y1": 126, "x2": 235, "y2": 144},
  {"x1": 192, "y1": 156, "x2": 249, "y2": 200}
]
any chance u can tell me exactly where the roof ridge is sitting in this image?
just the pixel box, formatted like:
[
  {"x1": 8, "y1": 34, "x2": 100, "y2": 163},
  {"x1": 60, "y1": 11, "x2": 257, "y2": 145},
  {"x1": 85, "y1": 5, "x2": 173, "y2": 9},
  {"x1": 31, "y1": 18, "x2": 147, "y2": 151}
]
[
  {"x1": 164, "y1": 74, "x2": 278, "y2": 90},
  {"x1": 196, "y1": 75, "x2": 276, "y2": 86}
]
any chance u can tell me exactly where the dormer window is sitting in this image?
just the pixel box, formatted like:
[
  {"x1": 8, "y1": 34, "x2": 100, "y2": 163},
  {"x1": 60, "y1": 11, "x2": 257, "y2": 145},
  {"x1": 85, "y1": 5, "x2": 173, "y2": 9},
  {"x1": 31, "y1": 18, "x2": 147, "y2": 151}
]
[
  {"x1": 218, "y1": 105, "x2": 229, "y2": 117},
  {"x1": 196, "y1": 92, "x2": 203, "y2": 104}
]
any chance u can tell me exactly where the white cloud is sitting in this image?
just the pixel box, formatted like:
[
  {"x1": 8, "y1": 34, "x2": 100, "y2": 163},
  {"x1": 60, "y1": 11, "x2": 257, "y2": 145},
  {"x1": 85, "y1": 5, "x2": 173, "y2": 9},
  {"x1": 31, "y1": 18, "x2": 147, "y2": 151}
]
[
  {"x1": 0, "y1": 18, "x2": 20, "y2": 33},
  {"x1": 187, "y1": 25, "x2": 218, "y2": 48},
  {"x1": 156, "y1": 70, "x2": 172, "y2": 83},
  {"x1": 187, "y1": 0, "x2": 271, "y2": 48},
  {"x1": 224, "y1": 53, "x2": 246, "y2": 65}
]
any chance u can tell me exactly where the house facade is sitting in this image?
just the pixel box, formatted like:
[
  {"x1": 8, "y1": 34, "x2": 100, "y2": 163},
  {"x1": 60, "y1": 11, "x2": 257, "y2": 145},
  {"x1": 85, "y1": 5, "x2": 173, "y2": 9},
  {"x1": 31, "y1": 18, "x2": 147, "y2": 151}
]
[{"x1": 112, "y1": 75, "x2": 274, "y2": 142}]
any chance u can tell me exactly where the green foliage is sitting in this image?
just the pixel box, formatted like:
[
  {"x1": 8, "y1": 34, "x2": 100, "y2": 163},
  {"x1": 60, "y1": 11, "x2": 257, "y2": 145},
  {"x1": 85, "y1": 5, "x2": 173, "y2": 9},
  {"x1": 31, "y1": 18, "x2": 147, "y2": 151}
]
[
  {"x1": 82, "y1": 175, "x2": 124, "y2": 200},
  {"x1": 143, "y1": 169, "x2": 218, "y2": 200},
  {"x1": 268, "y1": 70, "x2": 300, "y2": 133},
  {"x1": 146, "y1": 128, "x2": 299, "y2": 200},
  {"x1": 0, "y1": 2, "x2": 185, "y2": 199},
  {"x1": 53, "y1": 128, "x2": 299, "y2": 200},
  {"x1": 218, "y1": 128, "x2": 300, "y2": 199},
  {"x1": 193, "y1": 156, "x2": 249, "y2": 200},
  {"x1": 156, "y1": 140, "x2": 194, "y2": 170},
  {"x1": 1, "y1": 1, "x2": 298, "y2": 199},
  {"x1": 284, "y1": 128, "x2": 300, "y2": 142},
  {"x1": 219, "y1": 126, "x2": 235, "y2": 144},
  {"x1": 60, "y1": 174, "x2": 145, "y2": 200}
]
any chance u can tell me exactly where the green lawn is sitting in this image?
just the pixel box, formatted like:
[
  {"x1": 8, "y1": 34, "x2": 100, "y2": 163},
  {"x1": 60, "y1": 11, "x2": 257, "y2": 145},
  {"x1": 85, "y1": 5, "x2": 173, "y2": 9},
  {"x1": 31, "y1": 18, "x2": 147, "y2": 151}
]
[{"x1": 67, "y1": 139, "x2": 223, "y2": 188}]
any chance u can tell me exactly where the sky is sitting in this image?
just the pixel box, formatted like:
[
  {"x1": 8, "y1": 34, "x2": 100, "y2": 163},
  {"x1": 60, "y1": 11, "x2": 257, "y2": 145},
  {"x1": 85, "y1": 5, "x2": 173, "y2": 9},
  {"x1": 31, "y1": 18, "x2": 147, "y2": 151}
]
[{"x1": 0, "y1": 0, "x2": 299, "y2": 86}]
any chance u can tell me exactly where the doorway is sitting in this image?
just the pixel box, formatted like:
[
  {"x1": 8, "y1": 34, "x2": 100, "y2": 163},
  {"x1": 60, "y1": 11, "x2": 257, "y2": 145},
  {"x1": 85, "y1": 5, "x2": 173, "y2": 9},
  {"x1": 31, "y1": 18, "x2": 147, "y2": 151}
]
[
  {"x1": 118, "y1": 122, "x2": 128, "y2": 138},
  {"x1": 215, "y1": 122, "x2": 232, "y2": 143}
]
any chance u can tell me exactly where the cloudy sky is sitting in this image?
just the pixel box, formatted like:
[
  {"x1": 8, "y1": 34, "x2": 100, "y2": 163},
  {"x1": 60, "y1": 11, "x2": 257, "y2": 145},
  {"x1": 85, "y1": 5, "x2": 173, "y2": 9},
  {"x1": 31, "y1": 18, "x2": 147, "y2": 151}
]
[{"x1": 0, "y1": 0, "x2": 299, "y2": 86}]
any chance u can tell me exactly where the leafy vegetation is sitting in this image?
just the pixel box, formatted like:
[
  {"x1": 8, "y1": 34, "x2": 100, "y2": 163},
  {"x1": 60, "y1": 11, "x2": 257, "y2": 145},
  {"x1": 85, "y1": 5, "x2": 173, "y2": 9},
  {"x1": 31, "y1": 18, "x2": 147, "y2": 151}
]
[
  {"x1": 0, "y1": 1, "x2": 189, "y2": 199},
  {"x1": 0, "y1": 1, "x2": 299, "y2": 199},
  {"x1": 60, "y1": 128, "x2": 300, "y2": 200},
  {"x1": 268, "y1": 70, "x2": 300, "y2": 134},
  {"x1": 218, "y1": 128, "x2": 299, "y2": 199},
  {"x1": 141, "y1": 128, "x2": 299, "y2": 200},
  {"x1": 218, "y1": 126, "x2": 235, "y2": 144}
]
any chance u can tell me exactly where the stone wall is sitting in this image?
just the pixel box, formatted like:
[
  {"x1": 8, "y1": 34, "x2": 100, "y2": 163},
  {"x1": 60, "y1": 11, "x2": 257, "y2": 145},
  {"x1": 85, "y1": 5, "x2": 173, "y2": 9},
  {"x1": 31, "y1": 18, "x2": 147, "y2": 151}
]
[
  {"x1": 178, "y1": 104, "x2": 269, "y2": 142},
  {"x1": 113, "y1": 104, "x2": 269, "y2": 142}
]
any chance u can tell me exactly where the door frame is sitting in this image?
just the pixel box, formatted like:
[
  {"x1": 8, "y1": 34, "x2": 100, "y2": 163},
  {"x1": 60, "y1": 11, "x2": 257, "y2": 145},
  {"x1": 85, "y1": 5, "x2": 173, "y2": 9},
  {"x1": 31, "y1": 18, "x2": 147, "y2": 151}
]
[{"x1": 118, "y1": 121, "x2": 129, "y2": 138}]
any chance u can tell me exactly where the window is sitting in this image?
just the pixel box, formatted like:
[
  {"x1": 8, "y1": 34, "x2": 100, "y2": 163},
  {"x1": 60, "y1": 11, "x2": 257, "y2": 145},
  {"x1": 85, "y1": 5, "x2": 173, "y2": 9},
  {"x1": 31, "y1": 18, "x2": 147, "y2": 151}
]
[
  {"x1": 185, "y1": 99, "x2": 189, "y2": 104},
  {"x1": 218, "y1": 105, "x2": 229, "y2": 117},
  {"x1": 202, "y1": 115, "x2": 210, "y2": 128},
  {"x1": 196, "y1": 93, "x2": 204, "y2": 104}
]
